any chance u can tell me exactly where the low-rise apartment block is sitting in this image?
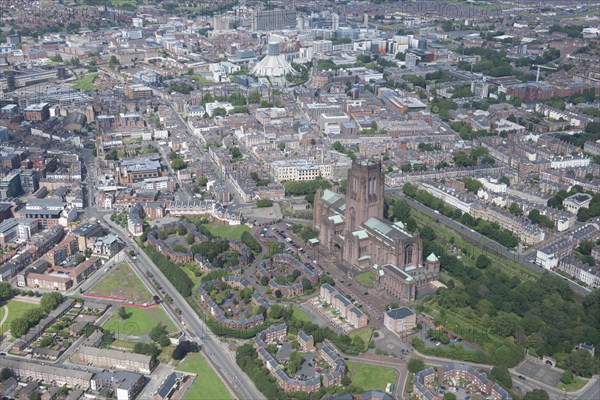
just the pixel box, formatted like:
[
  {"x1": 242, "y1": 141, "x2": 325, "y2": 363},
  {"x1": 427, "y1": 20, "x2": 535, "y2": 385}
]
[
  {"x1": 79, "y1": 346, "x2": 157, "y2": 374},
  {"x1": 320, "y1": 283, "x2": 367, "y2": 328}
]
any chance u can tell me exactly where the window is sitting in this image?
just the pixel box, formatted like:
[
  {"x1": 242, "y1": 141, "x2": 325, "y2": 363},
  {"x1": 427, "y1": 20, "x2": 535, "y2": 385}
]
[{"x1": 404, "y1": 245, "x2": 413, "y2": 266}]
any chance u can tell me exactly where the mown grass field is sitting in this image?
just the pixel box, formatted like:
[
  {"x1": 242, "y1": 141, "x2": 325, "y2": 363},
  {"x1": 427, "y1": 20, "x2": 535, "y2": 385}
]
[
  {"x1": 0, "y1": 300, "x2": 38, "y2": 329},
  {"x1": 206, "y1": 223, "x2": 250, "y2": 240},
  {"x1": 347, "y1": 362, "x2": 398, "y2": 392},
  {"x1": 70, "y1": 73, "x2": 98, "y2": 90},
  {"x1": 102, "y1": 306, "x2": 177, "y2": 337},
  {"x1": 177, "y1": 353, "x2": 233, "y2": 400}
]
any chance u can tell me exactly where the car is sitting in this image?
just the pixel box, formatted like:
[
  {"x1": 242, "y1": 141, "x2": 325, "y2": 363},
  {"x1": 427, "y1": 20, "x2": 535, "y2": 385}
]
[
  {"x1": 518, "y1": 375, "x2": 526, "y2": 380},
  {"x1": 364, "y1": 292, "x2": 368, "y2": 295}
]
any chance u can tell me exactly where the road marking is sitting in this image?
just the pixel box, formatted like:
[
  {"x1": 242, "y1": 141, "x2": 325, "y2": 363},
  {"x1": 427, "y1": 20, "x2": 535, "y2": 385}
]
[{"x1": 0, "y1": 305, "x2": 8, "y2": 327}]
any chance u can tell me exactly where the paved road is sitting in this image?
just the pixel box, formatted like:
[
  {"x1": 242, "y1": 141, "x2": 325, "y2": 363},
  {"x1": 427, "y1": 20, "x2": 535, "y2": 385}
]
[
  {"x1": 386, "y1": 189, "x2": 591, "y2": 297},
  {"x1": 94, "y1": 212, "x2": 265, "y2": 400},
  {"x1": 576, "y1": 378, "x2": 600, "y2": 400}
]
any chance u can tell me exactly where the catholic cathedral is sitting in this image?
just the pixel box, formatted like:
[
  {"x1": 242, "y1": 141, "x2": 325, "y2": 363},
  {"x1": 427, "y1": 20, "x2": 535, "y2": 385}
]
[{"x1": 313, "y1": 159, "x2": 440, "y2": 302}]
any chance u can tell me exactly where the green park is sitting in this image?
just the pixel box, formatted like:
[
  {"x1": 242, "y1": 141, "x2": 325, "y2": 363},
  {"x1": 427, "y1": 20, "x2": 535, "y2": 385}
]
[
  {"x1": 102, "y1": 306, "x2": 177, "y2": 337},
  {"x1": 346, "y1": 362, "x2": 398, "y2": 392},
  {"x1": 177, "y1": 353, "x2": 233, "y2": 400}
]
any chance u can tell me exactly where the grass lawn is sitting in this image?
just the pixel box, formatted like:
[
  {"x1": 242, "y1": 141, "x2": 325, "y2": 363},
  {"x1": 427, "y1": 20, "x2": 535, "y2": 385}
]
[
  {"x1": 190, "y1": 74, "x2": 213, "y2": 84},
  {"x1": 102, "y1": 306, "x2": 178, "y2": 337},
  {"x1": 1, "y1": 300, "x2": 38, "y2": 328},
  {"x1": 88, "y1": 263, "x2": 153, "y2": 304},
  {"x1": 291, "y1": 306, "x2": 312, "y2": 323},
  {"x1": 70, "y1": 73, "x2": 98, "y2": 90},
  {"x1": 351, "y1": 327, "x2": 374, "y2": 351},
  {"x1": 355, "y1": 271, "x2": 376, "y2": 287},
  {"x1": 181, "y1": 263, "x2": 202, "y2": 289},
  {"x1": 558, "y1": 377, "x2": 587, "y2": 392},
  {"x1": 347, "y1": 362, "x2": 398, "y2": 392},
  {"x1": 110, "y1": 340, "x2": 136, "y2": 350},
  {"x1": 177, "y1": 353, "x2": 233, "y2": 400},
  {"x1": 206, "y1": 223, "x2": 250, "y2": 241}
]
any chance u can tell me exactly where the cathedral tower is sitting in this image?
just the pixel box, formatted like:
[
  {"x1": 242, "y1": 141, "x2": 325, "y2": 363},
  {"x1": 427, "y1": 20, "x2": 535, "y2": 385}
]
[{"x1": 344, "y1": 159, "x2": 384, "y2": 233}]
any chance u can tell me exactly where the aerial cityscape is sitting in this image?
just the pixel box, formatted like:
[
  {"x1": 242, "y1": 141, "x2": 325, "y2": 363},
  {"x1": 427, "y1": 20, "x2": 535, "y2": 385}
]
[{"x1": 0, "y1": 1, "x2": 600, "y2": 400}]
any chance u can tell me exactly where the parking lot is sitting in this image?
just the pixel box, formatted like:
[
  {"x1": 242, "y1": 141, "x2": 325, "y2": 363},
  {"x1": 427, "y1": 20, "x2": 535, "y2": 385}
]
[
  {"x1": 305, "y1": 297, "x2": 356, "y2": 334},
  {"x1": 515, "y1": 359, "x2": 562, "y2": 388}
]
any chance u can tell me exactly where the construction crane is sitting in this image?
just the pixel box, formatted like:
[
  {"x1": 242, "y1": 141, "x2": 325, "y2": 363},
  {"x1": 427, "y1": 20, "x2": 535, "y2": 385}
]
[{"x1": 532, "y1": 64, "x2": 558, "y2": 82}]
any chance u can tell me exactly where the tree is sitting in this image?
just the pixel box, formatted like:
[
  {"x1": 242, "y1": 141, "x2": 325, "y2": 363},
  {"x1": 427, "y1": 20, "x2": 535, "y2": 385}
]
[
  {"x1": 211, "y1": 107, "x2": 228, "y2": 117},
  {"x1": 172, "y1": 340, "x2": 200, "y2": 360},
  {"x1": 352, "y1": 335, "x2": 365, "y2": 351},
  {"x1": 528, "y1": 209, "x2": 555, "y2": 229},
  {"x1": 509, "y1": 202, "x2": 523, "y2": 217},
  {"x1": 0, "y1": 367, "x2": 13, "y2": 381},
  {"x1": 150, "y1": 323, "x2": 169, "y2": 344},
  {"x1": 40, "y1": 292, "x2": 62, "y2": 313},
  {"x1": 256, "y1": 199, "x2": 273, "y2": 208},
  {"x1": 133, "y1": 342, "x2": 160, "y2": 358},
  {"x1": 10, "y1": 317, "x2": 30, "y2": 338},
  {"x1": 476, "y1": 254, "x2": 491, "y2": 269},
  {"x1": 185, "y1": 232, "x2": 195, "y2": 245},
  {"x1": 560, "y1": 369, "x2": 574, "y2": 385},
  {"x1": 171, "y1": 157, "x2": 186, "y2": 170},
  {"x1": 490, "y1": 366, "x2": 512, "y2": 389},
  {"x1": 248, "y1": 92, "x2": 261, "y2": 104},
  {"x1": 564, "y1": 349, "x2": 596, "y2": 377},
  {"x1": 407, "y1": 358, "x2": 425, "y2": 373},
  {"x1": 108, "y1": 55, "x2": 119, "y2": 67},
  {"x1": 301, "y1": 277, "x2": 313, "y2": 291},
  {"x1": 118, "y1": 307, "x2": 131, "y2": 319},
  {"x1": 288, "y1": 351, "x2": 303, "y2": 374},
  {"x1": 0, "y1": 281, "x2": 12, "y2": 301},
  {"x1": 269, "y1": 304, "x2": 283, "y2": 319},
  {"x1": 229, "y1": 147, "x2": 242, "y2": 160},
  {"x1": 443, "y1": 393, "x2": 457, "y2": 400}
]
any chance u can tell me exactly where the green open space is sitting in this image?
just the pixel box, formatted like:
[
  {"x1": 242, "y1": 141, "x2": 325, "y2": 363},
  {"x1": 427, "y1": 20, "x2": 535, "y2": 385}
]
[
  {"x1": 408, "y1": 204, "x2": 539, "y2": 281},
  {"x1": 102, "y1": 306, "x2": 178, "y2": 337},
  {"x1": 559, "y1": 377, "x2": 587, "y2": 392},
  {"x1": 181, "y1": 262, "x2": 202, "y2": 289},
  {"x1": 88, "y1": 263, "x2": 153, "y2": 304},
  {"x1": 351, "y1": 327, "x2": 374, "y2": 352},
  {"x1": 355, "y1": 270, "x2": 376, "y2": 287},
  {"x1": 205, "y1": 223, "x2": 250, "y2": 240},
  {"x1": 291, "y1": 306, "x2": 312, "y2": 323},
  {"x1": 347, "y1": 362, "x2": 398, "y2": 392},
  {"x1": 0, "y1": 300, "x2": 39, "y2": 329},
  {"x1": 70, "y1": 73, "x2": 99, "y2": 90},
  {"x1": 177, "y1": 353, "x2": 233, "y2": 400},
  {"x1": 190, "y1": 74, "x2": 213, "y2": 84}
]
